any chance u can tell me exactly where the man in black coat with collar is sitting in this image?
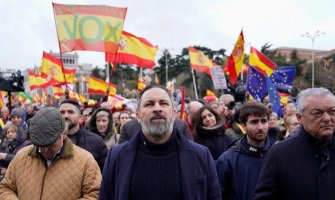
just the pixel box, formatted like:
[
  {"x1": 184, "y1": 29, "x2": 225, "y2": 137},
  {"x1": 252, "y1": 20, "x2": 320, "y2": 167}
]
[{"x1": 254, "y1": 87, "x2": 335, "y2": 200}]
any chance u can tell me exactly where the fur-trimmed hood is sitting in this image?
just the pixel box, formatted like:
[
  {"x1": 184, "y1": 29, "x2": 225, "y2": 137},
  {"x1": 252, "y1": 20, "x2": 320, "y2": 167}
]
[{"x1": 87, "y1": 107, "x2": 115, "y2": 140}]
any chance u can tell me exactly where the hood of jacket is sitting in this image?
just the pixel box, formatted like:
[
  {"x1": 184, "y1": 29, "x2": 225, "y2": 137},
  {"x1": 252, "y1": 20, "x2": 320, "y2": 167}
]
[{"x1": 87, "y1": 107, "x2": 115, "y2": 140}]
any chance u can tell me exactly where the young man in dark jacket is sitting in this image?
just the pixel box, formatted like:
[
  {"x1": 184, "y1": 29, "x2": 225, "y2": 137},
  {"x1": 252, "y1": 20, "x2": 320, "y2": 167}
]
[
  {"x1": 59, "y1": 99, "x2": 108, "y2": 171},
  {"x1": 216, "y1": 101, "x2": 271, "y2": 200}
]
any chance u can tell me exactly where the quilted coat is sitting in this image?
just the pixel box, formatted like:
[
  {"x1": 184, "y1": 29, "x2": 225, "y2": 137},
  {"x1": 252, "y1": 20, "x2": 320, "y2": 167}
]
[{"x1": 0, "y1": 137, "x2": 101, "y2": 200}]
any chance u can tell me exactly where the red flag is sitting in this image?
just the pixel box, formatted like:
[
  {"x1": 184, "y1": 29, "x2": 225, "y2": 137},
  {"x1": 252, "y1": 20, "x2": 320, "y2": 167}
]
[
  {"x1": 179, "y1": 87, "x2": 187, "y2": 121},
  {"x1": 227, "y1": 31, "x2": 245, "y2": 85}
]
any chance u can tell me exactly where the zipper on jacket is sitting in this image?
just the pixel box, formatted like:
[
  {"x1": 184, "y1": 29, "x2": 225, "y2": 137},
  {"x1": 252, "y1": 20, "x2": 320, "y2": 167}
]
[{"x1": 39, "y1": 162, "x2": 49, "y2": 200}]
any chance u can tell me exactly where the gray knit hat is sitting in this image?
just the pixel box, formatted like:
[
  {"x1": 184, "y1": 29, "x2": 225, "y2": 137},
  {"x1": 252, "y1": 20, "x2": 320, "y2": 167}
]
[
  {"x1": 29, "y1": 107, "x2": 65, "y2": 147},
  {"x1": 10, "y1": 108, "x2": 23, "y2": 118}
]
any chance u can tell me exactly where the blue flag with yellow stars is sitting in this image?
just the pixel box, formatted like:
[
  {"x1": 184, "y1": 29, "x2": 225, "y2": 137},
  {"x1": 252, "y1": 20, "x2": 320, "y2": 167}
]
[
  {"x1": 270, "y1": 66, "x2": 296, "y2": 93},
  {"x1": 266, "y1": 75, "x2": 283, "y2": 117},
  {"x1": 246, "y1": 66, "x2": 267, "y2": 101}
]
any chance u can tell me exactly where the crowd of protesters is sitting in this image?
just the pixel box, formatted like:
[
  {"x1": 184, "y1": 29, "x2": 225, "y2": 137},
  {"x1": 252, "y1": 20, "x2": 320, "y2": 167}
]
[{"x1": 0, "y1": 85, "x2": 334, "y2": 199}]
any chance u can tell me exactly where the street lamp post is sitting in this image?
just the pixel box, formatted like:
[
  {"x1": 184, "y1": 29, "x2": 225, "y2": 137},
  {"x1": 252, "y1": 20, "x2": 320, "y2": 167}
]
[
  {"x1": 165, "y1": 50, "x2": 168, "y2": 87},
  {"x1": 302, "y1": 31, "x2": 325, "y2": 88}
]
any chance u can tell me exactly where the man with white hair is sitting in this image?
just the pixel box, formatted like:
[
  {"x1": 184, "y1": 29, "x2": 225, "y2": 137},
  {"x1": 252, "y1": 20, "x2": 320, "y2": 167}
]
[
  {"x1": 255, "y1": 87, "x2": 335, "y2": 200},
  {"x1": 185, "y1": 101, "x2": 203, "y2": 136},
  {"x1": 219, "y1": 94, "x2": 236, "y2": 129},
  {"x1": 100, "y1": 85, "x2": 221, "y2": 199}
]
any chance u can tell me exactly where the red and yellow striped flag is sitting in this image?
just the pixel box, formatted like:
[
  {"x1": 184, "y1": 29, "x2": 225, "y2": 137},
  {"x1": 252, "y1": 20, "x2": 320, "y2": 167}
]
[
  {"x1": 179, "y1": 87, "x2": 187, "y2": 121},
  {"x1": 188, "y1": 47, "x2": 215, "y2": 76},
  {"x1": 41, "y1": 52, "x2": 65, "y2": 84},
  {"x1": 79, "y1": 94, "x2": 87, "y2": 103},
  {"x1": 64, "y1": 68, "x2": 78, "y2": 83},
  {"x1": 106, "y1": 31, "x2": 158, "y2": 69},
  {"x1": 88, "y1": 76, "x2": 116, "y2": 96},
  {"x1": 28, "y1": 70, "x2": 52, "y2": 90},
  {"x1": 227, "y1": 31, "x2": 245, "y2": 85},
  {"x1": 249, "y1": 47, "x2": 277, "y2": 76},
  {"x1": 53, "y1": 3, "x2": 127, "y2": 54},
  {"x1": 53, "y1": 85, "x2": 65, "y2": 96},
  {"x1": 137, "y1": 79, "x2": 145, "y2": 92},
  {"x1": 28, "y1": 71, "x2": 41, "y2": 91},
  {"x1": 279, "y1": 92, "x2": 289, "y2": 106},
  {"x1": 69, "y1": 91, "x2": 80, "y2": 102}
]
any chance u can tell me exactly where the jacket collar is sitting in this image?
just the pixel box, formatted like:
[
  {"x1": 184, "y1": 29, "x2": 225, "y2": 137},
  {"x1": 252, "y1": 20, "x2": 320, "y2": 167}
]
[
  {"x1": 28, "y1": 137, "x2": 74, "y2": 158},
  {"x1": 230, "y1": 135, "x2": 272, "y2": 157}
]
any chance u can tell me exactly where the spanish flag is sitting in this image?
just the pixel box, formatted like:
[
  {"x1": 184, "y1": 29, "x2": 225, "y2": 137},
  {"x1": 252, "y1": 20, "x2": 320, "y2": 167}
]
[
  {"x1": 28, "y1": 71, "x2": 41, "y2": 91},
  {"x1": 249, "y1": 47, "x2": 277, "y2": 76},
  {"x1": 69, "y1": 91, "x2": 80, "y2": 102},
  {"x1": 88, "y1": 76, "x2": 116, "y2": 96},
  {"x1": 79, "y1": 94, "x2": 87, "y2": 103},
  {"x1": 64, "y1": 68, "x2": 78, "y2": 83},
  {"x1": 227, "y1": 31, "x2": 245, "y2": 85},
  {"x1": 137, "y1": 78, "x2": 146, "y2": 92},
  {"x1": 179, "y1": 87, "x2": 187, "y2": 121},
  {"x1": 188, "y1": 47, "x2": 215, "y2": 76},
  {"x1": 106, "y1": 31, "x2": 157, "y2": 69},
  {"x1": 53, "y1": 85, "x2": 65, "y2": 96},
  {"x1": 28, "y1": 70, "x2": 52, "y2": 90},
  {"x1": 279, "y1": 92, "x2": 289, "y2": 105},
  {"x1": 41, "y1": 52, "x2": 65, "y2": 84}
]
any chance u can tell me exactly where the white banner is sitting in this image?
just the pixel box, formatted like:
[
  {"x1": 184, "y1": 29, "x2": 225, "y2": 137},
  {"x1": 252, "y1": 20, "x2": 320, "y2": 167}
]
[{"x1": 209, "y1": 66, "x2": 227, "y2": 89}]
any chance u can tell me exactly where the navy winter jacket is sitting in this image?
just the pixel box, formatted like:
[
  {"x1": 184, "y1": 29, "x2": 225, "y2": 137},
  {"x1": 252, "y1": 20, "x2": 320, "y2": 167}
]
[{"x1": 216, "y1": 136, "x2": 272, "y2": 200}]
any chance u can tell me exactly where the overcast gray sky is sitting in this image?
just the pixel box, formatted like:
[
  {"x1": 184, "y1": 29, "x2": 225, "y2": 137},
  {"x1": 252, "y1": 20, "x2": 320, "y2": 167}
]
[{"x1": 1, "y1": 0, "x2": 334, "y2": 70}]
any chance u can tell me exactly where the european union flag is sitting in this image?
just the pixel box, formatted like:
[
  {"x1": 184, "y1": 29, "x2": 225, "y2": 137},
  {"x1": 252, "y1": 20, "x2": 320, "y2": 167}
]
[
  {"x1": 266, "y1": 75, "x2": 283, "y2": 117},
  {"x1": 270, "y1": 66, "x2": 296, "y2": 93},
  {"x1": 246, "y1": 66, "x2": 267, "y2": 101}
]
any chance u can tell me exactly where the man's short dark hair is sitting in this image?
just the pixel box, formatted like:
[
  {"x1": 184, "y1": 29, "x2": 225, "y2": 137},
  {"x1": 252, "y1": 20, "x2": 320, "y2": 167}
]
[
  {"x1": 60, "y1": 99, "x2": 81, "y2": 112},
  {"x1": 239, "y1": 101, "x2": 269, "y2": 124},
  {"x1": 136, "y1": 85, "x2": 173, "y2": 111}
]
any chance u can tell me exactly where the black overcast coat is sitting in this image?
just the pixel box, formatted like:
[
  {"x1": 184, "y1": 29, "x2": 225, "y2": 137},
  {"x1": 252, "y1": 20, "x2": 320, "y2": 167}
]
[{"x1": 254, "y1": 126, "x2": 335, "y2": 200}]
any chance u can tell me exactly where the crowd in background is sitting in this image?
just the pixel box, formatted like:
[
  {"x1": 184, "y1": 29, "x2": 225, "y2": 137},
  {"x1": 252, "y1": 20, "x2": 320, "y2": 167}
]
[{"x1": 0, "y1": 85, "x2": 334, "y2": 199}]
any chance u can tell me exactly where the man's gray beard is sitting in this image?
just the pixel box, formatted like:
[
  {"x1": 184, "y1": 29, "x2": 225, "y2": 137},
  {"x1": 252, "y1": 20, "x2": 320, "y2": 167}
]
[{"x1": 141, "y1": 118, "x2": 174, "y2": 136}]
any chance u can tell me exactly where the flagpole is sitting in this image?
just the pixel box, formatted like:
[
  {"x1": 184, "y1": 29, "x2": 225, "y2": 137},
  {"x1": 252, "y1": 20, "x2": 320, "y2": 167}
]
[
  {"x1": 140, "y1": 67, "x2": 143, "y2": 80},
  {"x1": 52, "y1": 3, "x2": 67, "y2": 89},
  {"x1": 191, "y1": 69, "x2": 198, "y2": 100},
  {"x1": 165, "y1": 50, "x2": 168, "y2": 87}
]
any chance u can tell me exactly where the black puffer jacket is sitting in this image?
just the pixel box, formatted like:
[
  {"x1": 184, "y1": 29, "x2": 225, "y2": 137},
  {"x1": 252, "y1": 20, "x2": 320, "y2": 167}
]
[
  {"x1": 68, "y1": 126, "x2": 108, "y2": 171},
  {"x1": 195, "y1": 124, "x2": 233, "y2": 160}
]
